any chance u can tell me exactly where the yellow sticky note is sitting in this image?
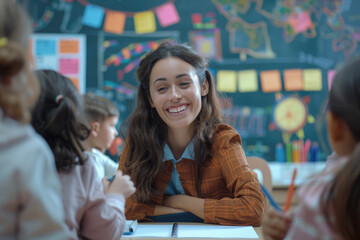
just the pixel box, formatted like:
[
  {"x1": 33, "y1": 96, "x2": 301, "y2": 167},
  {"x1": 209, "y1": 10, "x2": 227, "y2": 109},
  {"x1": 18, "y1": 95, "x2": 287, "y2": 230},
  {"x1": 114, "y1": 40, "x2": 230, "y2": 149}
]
[
  {"x1": 303, "y1": 69, "x2": 322, "y2": 91},
  {"x1": 134, "y1": 11, "x2": 156, "y2": 34},
  {"x1": 104, "y1": 10, "x2": 126, "y2": 34},
  {"x1": 201, "y1": 41, "x2": 211, "y2": 54},
  {"x1": 238, "y1": 70, "x2": 258, "y2": 92},
  {"x1": 216, "y1": 70, "x2": 237, "y2": 93},
  {"x1": 283, "y1": 69, "x2": 303, "y2": 91},
  {"x1": 260, "y1": 70, "x2": 282, "y2": 92}
]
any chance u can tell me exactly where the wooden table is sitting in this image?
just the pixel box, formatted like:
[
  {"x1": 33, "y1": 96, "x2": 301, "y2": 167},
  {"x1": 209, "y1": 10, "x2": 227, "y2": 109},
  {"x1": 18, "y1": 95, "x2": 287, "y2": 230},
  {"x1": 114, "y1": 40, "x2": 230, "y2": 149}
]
[{"x1": 120, "y1": 222, "x2": 263, "y2": 240}]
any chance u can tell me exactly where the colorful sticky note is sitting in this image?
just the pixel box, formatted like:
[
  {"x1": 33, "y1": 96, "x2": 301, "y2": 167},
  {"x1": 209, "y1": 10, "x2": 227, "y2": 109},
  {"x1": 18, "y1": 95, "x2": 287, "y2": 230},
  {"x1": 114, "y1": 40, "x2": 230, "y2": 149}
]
[
  {"x1": 303, "y1": 69, "x2": 322, "y2": 91},
  {"x1": 35, "y1": 56, "x2": 58, "y2": 70},
  {"x1": 155, "y1": 2, "x2": 180, "y2": 27},
  {"x1": 238, "y1": 70, "x2": 258, "y2": 92},
  {"x1": 327, "y1": 70, "x2": 336, "y2": 91},
  {"x1": 104, "y1": 10, "x2": 126, "y2": 34},
  {"x1": 59, "y1": 58, "x2": 79, "y2": 75},
  {"x1": 283, "y1": 69, "x2": 303, "y2": 91},
  {"x1": 59, "y1": 39, "x2": 79, "y2": 54},
  {"x1": 35, "y1": 39, "x2": 56, "y2": 56},
  {"x1": 82, "y1": 4, "x2": 104, "y2": 28},
  {"x1": 216, "y1": 70, "x2": 237, "y2": 93},
  {"x1": 260, "y1": 70, "x2": 282, "y2": 92},
  {"x1": 68, "y1": 77, "x2": 80, "y2": 92},
  {"x1": 134, "y1": 11, "x2": 156, "y2": 34}
]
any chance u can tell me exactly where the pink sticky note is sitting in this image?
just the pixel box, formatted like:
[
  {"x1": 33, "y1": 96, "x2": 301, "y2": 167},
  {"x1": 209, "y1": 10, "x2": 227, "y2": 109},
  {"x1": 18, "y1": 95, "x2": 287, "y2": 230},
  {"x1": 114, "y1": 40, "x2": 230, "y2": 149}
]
[
  {"x1": 155, "y1": 2, "x2": 180, "y2": 27},
  {"x1": 59, "y1": 58, "x2": 79, "y2": 75},
  {"x1": 328, "y1": 70, "x2": 336, "y2": 91}
]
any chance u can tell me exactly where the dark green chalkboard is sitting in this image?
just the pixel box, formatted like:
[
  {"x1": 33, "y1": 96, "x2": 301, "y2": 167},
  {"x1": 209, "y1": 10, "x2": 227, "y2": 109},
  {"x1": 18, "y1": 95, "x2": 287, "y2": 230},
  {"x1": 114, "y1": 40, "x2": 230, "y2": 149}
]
[{"x1": 20, "y1": 0, "x2": 360, "y2": 161}]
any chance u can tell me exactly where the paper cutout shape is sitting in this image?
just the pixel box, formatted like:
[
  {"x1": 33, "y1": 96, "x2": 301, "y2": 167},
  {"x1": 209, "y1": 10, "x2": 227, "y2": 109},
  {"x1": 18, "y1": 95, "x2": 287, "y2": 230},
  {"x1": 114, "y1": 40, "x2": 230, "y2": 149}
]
[
  {"x1": 303, "y1": 69, "x2": 322, "y2": 91},
  {"x1": 260, "y1": 70, "x2": 282, "y2": 92},
  {"x1": 104, "y1": 10, "x2": 126, "y2": 34},
  {"x1": 35, "y1": 39, "x2": 56, "y2": 55},
  {"x1": 59, "y1": 39, "x2": 79, "y2": 54},
  {"x1": 327, "y1": 70, "x2": 336, "y2": 91},
  {"x1": 283, "y1": 69, "x2": 303, "y2": 91},
  {"x1": 238, "y1": 70, "x2": 258, "y2": 92},
  {"x1": 216, "y1": 70, "x2": 237, "y2": 93},
  {"x1": 155, "y1": 2, "x2": 180, "y2": 27},
  {"x1": 134, "y1": 11, "x2": 156, "y2": 34},
  {"x1": 83, "y1": 4, "x2": 104, "y2": 28},
  {"x1": 59, "y1": 58, "x2": 79, "y2": 75},
  {"x1": 288, "y1": 11, "x2": 312, "y2": 33}
]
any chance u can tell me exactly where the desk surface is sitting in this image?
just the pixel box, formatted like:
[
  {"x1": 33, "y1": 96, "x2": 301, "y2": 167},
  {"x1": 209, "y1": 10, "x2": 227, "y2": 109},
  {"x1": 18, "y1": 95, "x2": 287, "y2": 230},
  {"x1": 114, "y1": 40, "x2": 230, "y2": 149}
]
[{"x1": 120, "y1": 222, "x2": 263, "y2": 240}]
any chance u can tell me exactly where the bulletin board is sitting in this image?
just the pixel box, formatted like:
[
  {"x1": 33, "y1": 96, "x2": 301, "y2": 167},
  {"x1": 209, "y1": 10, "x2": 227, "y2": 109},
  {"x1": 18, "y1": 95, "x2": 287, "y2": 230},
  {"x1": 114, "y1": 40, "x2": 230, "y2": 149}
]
[
  {"x1": 21, "y1": 0, "x2": 360, "y2": 162},
  {"x1": 31, "y1": 34, "x2": 86, "y2": 93}
]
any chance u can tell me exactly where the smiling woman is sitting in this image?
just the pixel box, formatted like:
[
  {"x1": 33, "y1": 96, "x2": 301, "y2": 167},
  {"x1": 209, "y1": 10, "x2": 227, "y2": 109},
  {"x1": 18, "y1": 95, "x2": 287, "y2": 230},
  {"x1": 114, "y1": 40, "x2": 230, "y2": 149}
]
[{"x1": 118, "y1": 42, "x2": 265, "y2": 226}]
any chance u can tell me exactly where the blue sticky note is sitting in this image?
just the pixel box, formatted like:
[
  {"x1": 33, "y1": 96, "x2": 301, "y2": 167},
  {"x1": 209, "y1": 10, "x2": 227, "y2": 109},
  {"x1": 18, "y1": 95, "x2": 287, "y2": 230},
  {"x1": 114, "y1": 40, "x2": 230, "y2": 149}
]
[
  {"x1": 35, "y1": 39, "x2": 56, "y2": 56},
  {"x1": 82, "y1": 4, "x2": 104, "y2": 28}
]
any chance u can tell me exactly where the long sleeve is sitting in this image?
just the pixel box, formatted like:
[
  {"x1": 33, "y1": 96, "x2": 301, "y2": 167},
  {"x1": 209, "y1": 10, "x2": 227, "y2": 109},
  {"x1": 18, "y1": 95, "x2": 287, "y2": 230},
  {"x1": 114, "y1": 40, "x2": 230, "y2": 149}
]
[
  {"x1": 284, "y1": 154, "x2": 349, "y2": 239},
  {"x1": 18, "y1": 142, "x2": 70, "y2": 239},
  {"x1": 202, "y1": 126, "x2": 265, "y2": 225},
  {"x1": 59, "y1": 155, "x2": 126, "y2": 240},
  {"x1": 0, "y1": 120, "x2": 69, "y2": 239},
  {"x1": 91, "y1": 148, "x2": 118, "y2": 178}
]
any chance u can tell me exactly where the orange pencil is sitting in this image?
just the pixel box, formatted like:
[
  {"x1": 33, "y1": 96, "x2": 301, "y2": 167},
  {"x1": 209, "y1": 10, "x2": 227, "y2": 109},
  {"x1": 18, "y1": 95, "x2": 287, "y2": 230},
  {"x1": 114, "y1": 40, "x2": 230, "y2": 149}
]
[{"x1": 284, "y1": 168, "x2": 297, "y2": 212}]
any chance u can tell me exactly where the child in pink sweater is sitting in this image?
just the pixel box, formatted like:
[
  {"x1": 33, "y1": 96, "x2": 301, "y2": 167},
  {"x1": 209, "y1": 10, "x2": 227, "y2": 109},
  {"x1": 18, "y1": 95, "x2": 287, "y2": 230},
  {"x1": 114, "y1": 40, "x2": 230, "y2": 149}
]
[{"x1": 32, "y1": 69, "x2": 135, "y2": 240}]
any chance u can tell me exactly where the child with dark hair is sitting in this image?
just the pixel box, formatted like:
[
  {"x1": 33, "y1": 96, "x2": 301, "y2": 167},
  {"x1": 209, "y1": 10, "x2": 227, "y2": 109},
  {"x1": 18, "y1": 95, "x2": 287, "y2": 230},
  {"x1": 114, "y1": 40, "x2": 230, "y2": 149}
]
[
  {"x1": 262, "y1": 58, "x2": 360, "y2": 240},
  {"x1": 82, "y1": 93, "x2": 119, "y2": 178},
  {"x1": 0, "y1": 1, "x2": 68, "y2": 238},
  {"x1": 32, "y1": 69, "x2": 135, "y2": 240},
  {"x1": 119, "y1": 42, "x2": 265, "y2": 225}
]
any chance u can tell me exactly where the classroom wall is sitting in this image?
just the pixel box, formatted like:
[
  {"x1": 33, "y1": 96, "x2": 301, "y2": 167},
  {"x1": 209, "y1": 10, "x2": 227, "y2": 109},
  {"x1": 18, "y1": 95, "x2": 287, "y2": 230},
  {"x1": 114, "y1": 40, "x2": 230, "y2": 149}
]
[{"x1": 20, "y1": 0, "x2": 360, "y2": 162}]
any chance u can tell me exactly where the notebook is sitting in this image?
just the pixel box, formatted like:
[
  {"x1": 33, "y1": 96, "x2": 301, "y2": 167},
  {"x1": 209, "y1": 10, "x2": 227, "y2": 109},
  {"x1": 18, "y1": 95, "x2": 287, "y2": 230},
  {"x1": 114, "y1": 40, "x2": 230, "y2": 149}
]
[{"x1": 124, "y1": 223, "x2": 259, "y2": 239}]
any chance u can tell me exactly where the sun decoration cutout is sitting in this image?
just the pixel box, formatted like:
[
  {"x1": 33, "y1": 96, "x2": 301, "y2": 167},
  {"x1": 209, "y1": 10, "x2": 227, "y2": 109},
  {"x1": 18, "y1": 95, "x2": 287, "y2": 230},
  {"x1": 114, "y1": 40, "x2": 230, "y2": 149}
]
[{"x1": 269, "y1": 95, "x2": 311, "y2": 133}]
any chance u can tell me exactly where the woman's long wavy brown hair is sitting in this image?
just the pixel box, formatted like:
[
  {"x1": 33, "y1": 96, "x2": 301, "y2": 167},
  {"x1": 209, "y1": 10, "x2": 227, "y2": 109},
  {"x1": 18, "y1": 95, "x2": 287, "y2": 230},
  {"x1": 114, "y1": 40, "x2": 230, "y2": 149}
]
[
  {"x1": 121, "y1": 42, "x2": 223, "y2": 202},
  {"x1": 322, "y1": 58, "x2": 360, "y2": 239}
]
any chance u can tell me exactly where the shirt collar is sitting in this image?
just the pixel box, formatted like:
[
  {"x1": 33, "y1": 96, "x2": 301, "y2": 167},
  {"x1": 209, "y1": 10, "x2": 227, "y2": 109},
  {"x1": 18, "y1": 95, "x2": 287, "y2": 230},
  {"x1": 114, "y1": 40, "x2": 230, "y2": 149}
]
[{"x1": 163, "y1": 137, "x2": 196, "y2": 162}]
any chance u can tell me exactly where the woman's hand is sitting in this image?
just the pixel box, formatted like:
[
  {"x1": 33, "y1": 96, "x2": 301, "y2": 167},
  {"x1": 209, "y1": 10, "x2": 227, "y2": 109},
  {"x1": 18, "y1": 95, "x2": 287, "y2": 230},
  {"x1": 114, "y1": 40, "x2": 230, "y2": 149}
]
[{"x1": 261, "y1": 208, "x2": 293, "y2": 240}]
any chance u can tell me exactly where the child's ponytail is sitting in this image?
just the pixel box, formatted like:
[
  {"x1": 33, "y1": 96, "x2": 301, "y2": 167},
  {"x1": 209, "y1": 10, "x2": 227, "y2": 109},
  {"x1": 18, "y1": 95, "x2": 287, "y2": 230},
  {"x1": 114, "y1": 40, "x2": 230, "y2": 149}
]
[{"x1": 32, "y1": 70, "x2": 90, "y2": 171}]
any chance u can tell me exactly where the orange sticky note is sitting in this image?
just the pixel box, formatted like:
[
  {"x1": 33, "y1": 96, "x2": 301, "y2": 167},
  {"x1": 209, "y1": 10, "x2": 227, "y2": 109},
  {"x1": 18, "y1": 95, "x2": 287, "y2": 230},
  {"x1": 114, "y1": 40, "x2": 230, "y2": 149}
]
[
  {"x1": 260, "y1": 70, "x2": 282, "y2": 92},
  {"x1": 238, "y1": 70, "x2": 258, "y2": 92},
  {"x1": 134, "y1": 11, "x2": 156, "y2": 34},
  {"x1": 59, "y1": 39, "x2": 79, "y2": 54},
  {"x1": 303, "y1": 69, "x2": 322, "y2": 91},
  {"x1": 283, "y1": 69, "x2": 303, "y2": 91},
  {"x1": 216, "y1": 70, "x2": 237, "y2": 93},
  {"x1": 68, "y1": 77, "x2": 80, "y2": 92},
  {"x1": 104, "y1": 10, "x2": 126, "y2": 34}
]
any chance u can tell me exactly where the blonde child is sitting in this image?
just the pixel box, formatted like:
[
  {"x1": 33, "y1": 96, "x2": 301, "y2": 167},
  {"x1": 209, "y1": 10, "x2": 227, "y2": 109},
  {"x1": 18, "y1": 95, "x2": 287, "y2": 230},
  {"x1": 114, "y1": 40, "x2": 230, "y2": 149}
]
[
  {"x1": 0, "y1": 1, "x2": 69, "y2": 238},
  {"x1": 261, "y1": 58, "x2": 360, "y2": 239},
  {"x1": 31, "y1": 69, "x2": 136, "y2": 240},
  {"x1": 82, "y1": 93, "x2": 119, "y2": 179}
]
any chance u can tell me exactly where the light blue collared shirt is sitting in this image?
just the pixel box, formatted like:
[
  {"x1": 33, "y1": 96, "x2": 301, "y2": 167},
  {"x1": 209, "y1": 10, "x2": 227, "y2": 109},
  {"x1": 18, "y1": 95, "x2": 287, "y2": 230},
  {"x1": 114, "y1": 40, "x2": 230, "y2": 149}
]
[{"x1": 163, "y1": 138, "x2": 195, "y2": 196}]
